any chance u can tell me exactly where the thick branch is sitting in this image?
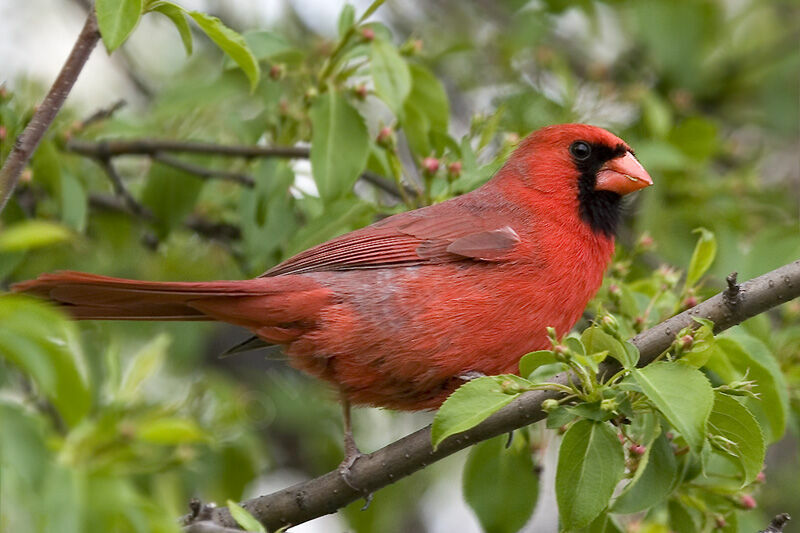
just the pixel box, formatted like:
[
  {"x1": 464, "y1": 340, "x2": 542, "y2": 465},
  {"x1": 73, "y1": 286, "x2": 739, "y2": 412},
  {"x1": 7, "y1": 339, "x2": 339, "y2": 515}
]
[
  {"x1": 65, "y1": 138, "x2": 417, "y2": 199},
  {"x1": 0, "y1": 10, "x2": 100, "y2": 214},
  {"x1": 191, "y1": 260, "x2": 800, "y2": 530}
]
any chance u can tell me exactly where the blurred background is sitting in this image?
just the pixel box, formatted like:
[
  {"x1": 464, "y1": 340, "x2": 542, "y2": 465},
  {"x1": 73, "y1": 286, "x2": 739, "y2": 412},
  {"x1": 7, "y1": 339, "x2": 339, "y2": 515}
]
[{"x1": 0, "y1": 0, "x2": 798, "y2": 532}]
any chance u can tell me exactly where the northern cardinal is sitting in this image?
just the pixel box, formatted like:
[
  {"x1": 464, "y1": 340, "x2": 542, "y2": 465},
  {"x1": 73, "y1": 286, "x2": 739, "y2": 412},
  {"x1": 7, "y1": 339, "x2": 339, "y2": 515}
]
[{"x1": 13, "y1": 124, "x2": 651, "y2": 452}]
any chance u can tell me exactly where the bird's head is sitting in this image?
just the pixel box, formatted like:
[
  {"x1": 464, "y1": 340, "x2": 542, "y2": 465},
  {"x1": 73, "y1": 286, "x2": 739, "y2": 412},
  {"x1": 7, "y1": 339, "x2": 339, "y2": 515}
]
[{"x1": 500, "y1": 123, "x2": 653, "y2": 237}]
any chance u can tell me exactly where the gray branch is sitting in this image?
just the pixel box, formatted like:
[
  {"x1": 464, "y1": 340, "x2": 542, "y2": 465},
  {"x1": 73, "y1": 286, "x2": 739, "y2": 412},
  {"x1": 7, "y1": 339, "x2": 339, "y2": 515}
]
[
  {"x1": 0, "y1": 10, "x2": 100, "y2": 213},
  {"x1": 185, "y1": 259, "x2": 800, "y2": 530}
]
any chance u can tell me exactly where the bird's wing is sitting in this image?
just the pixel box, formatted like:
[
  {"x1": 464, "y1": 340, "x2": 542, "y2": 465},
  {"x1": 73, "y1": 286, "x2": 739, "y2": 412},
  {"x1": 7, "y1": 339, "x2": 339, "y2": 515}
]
[{"x1": 261, "y1": 205, "x2": 522, "y2": 277}]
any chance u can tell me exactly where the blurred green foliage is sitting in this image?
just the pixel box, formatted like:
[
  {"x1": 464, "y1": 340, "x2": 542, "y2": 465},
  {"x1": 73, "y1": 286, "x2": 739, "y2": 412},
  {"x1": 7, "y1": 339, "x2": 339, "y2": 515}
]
[{"x1": 0, "y1": 0, "x2": 798, "y2": 531}]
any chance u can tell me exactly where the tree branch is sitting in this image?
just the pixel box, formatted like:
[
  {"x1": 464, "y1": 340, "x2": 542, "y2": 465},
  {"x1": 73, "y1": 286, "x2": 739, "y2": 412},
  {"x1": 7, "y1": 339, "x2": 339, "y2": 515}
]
[
  {"x1": 760, "y1": 514, "x2": 791, "y2": 533},
  {"x1": 185, "y1": 259, "x2": 800, "y2": 530},
  {"x1": 152, "y1": 153, "x2": 255, "y2": 187},
  {"x1": 0, "y1": 10, "x2": 100, "y2": 214},
  {"x1": 64, "y1": 138, "x2": 418, "y2": 199}
]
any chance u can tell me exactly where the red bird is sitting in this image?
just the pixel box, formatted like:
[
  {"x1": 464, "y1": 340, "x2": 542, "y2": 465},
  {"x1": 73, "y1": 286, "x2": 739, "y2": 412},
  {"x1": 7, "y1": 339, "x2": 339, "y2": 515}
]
[{"x1": 13, "y1": 124, "x2": 651, "y2": 447}]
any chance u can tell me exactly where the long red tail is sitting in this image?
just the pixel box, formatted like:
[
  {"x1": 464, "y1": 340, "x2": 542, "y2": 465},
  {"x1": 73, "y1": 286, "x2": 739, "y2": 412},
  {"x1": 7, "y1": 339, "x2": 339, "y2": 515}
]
[{"x1": 10, "y1": 271, "x2": 329, "y2": 332}]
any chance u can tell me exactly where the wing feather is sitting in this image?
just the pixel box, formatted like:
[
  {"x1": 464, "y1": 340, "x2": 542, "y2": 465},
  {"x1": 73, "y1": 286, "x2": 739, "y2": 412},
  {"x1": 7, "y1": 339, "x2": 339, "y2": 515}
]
[{"x1": 262, "y1": 200, "x2": 523, "y2": 277}]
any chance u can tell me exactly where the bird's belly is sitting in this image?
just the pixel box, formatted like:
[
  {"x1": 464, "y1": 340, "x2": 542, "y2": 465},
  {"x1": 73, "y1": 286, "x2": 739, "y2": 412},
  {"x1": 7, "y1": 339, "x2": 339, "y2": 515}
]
[{"x1": 282, "y1": 263, "x2": 599, "y2": 411}]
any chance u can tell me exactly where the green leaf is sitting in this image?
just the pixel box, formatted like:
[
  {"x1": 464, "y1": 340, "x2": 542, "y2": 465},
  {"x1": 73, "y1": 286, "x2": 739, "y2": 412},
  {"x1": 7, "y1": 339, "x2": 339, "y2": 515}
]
[
  {"x1": 188, "y1": 11, "x2": 260, "y2": 90},
  {"x1": 632, "y1": 362, "x2": 713, "y2": 453},
  {"x1": 309, "y1": 92, "x2": 370, "y2": 200},
  {"x1": 338, "y1": 4, "x2": 356, "y2": 38},
  {"x1": 668, "y1": 499, "x2": 700, "y2": 533},
  {"x1": 611, "y1": 432, "x2": 677, "y2": 514},
  {"x1": 236, "y1": 31, "x2": 293, "y2": 64},
  {"x1": 402, "y1": 63, "x2": 449, "y2": 156},
  {"x1": 0, "y1": 220, "x2": 72, "y2": 252},
  {"x1": 370, "y1": 38, "x2": 411, "y2": 116},
  {"x1": 140, "y1": 161, "x2": 203, "y2": 237},
  {"x1": 707, "y1": 392, "x2": 765, "y2": 486},
  {"x1": 706, "y1": 335, "x2": 788, "y2": 442},
  {"x1": 518, "y1": 350, "x2": 557, "y2": 379},
  {"x1": 463, "y1": 435, "x2": 539, "y2": 533},
  {"x1": 556, "y1": 420, "x2": 625, "y2": 529},
  {"x1": 96, "y1": 0, "x2": 143, "y2": 52},
  {"x1": 117, "y1": 334, "x2": 169, "y2": 402},
  {"x1": 584, "y1": 512, "x2": 624, "y2": 533},
  {"x1": 59, "y1": 173, "x2": 88, "y2": 232},
  {"x1": 685, "y1": 227, "x2": 716, "y2": 287},
  {"x1": 150, "y1": 1, "x2": 192, "y2": 55},
  {"x1": 136, "y1": 417, "x2": 205, "y2": 444},
  {"x1": 226, "y1": 500, "x2": 266, "y2": 533},
  {"x1": 582, "y1": 326, "x2": 636, "y2": 368},
  {"x1": 357, "y1": 0, "x2": 387, "y2": 22},
  {"x1": 0, "y1": 296, "x2": 91, "y2": 426},
  {"x1": 432, "y1": 376, "x2": 519, "y2": 448}
]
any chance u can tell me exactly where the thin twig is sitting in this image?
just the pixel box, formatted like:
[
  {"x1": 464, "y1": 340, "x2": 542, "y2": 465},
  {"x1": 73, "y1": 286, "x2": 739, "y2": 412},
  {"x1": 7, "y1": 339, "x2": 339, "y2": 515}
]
[
  {"x1": 186, "y1": 260, "x2": 800, "y2": 531},
  {"x1": 92, "y1": 157, "x2": 154, "y2": 219},
  {"x1": 76, "y1": 99, "x2": 127, "y2": 129},
  {"x1": 65, "y1": 138, "x2": 419, "y2": 199},
  {"x1": 88, "y1": 193, "x2": 241, "y2": 242},
  {"x1": 0, "y1": 10, "x2": 100, "y2": 214},
  {"x1": 152, "y1": 153, "x2": 255, "y2": 187}
]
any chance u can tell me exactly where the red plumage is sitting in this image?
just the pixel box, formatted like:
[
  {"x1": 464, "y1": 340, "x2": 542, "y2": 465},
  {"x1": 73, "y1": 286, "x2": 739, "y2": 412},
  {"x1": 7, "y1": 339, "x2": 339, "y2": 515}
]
[{"x1": 12, "y1": 124, "x2": 652, "y2": 410}]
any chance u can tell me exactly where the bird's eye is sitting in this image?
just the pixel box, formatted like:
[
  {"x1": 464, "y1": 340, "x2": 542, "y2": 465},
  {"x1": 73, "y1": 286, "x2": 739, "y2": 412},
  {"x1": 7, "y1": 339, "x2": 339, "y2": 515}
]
[{"x1": 570, "y1": 141, "x2": 592, "y2": 161}]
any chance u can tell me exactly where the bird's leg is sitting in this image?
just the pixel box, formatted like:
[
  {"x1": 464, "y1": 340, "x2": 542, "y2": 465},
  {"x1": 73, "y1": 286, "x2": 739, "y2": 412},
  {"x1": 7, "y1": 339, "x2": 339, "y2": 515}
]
[{"x1": 338, "y1": 396, "x2": 366, "y2": 489}]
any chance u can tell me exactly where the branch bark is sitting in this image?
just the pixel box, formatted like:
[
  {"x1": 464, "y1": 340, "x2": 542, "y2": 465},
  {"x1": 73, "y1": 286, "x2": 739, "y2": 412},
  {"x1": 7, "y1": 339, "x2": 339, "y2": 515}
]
[
  {"x1": 65, "y1": 138, "x2": 418, "y2": 199},
  {"x1": 186, "y1": 259, "x2": 800, "y2": 531},
  {"x1": 0, "y1": 10, "x2": 100, "y2": 214}
]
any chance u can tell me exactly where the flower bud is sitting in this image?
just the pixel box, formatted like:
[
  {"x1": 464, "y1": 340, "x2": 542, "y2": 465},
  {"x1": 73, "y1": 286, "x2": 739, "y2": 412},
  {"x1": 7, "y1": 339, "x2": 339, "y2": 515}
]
[
  {"x1": 361, "y1": 27, "x2": 375, "y2": 41},
  {"x1": 629, "y1": 444, "x2": 646, "y2": 455},
  {"x1": 601, "y1": 314, "x2": 619, "y2": 334},
  {"x1": 303, "y1": 87, "x2": 318, "y2": 105},
  {"x1": 353, "y1": 84, "x2": 368, "y2": 100},
  {"x1": 446, "y1": 161, "x2": 462, "y2": 181},
  {"x1": 714, "y1": 516, "x2": 727, "y2": 529},
  {"x1": 738, "y1": 494, "x2": 756, "y2": 509},
  {"x1": 0, "y1": 126, "x2": 6, "y2": 140},
  {"x1": 542, "y1": 399, "x2": 558, "y2": 412},
  {"x1": 680, "y1": 334, "x2": 694, "y2": 350},
  {"x1": 553, "y1": 344, "x2": 569, "y2": 362},
  {"x1": 756, "y1": 471, "x2": 765, "y2": 483},
  {"x1": 421, "y1": 156, "x2": 439, "y2": 177},
  {"x1": 376, "y1": 126, "x2": 395, "y2": 149},
  {"x1": 269, "y1": 64, "x2": 284, "y2": 80},
  {"x1": 637, "y1": 232, "x2": 654, "y2": 250},
  {"x1": 682, "y1": 295, "x2": 699, "y2": 309},
  {"x1": 601, "y1": 398, "x2": 618, "y2": 412}
]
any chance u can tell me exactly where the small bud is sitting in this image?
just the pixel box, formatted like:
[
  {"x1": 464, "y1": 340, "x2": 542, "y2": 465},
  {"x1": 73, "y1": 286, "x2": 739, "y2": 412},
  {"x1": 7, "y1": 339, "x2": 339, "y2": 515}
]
[
  {"x1": 542, "y1": 399, "x2": 559, "y2": 412},
  {"x1": 601, "y1": 315, "x2": 619, "y2": 334},
  {"x1": 680, "y1": 334, "x2": 694, "y2": 350},
  {"x1": 376, "y1": 126, "x2": 395, "y2": 149},
  {"x1": 0, "y1": 86, "x2": 8, "y2": 99},
  {"x1": 353, "y1": 84, "x2": 368, "y2": 100},
  {"x1": 630, "y1": 444, "x2": 646, "y2": 455},
  {"x1": 0, "y1": 125, "x2": 6, "y2": 140},
  {"x1": 714, "y1": 515, "x2": 727, "y2": 529},
  {"x1": 633, "y1": 316, "x2": 645, "y2": 330},
  {"x1": 618, "y1": 433, "x2": 626, "y2": 443},
  {"x1": 637, "y1": 232, "x2": 654, "y2": 250},
  {"x1": 400, "y1": 38, "x2": 423, "y2": 56},
  {"x1": 20, "y1": 169, "x2": 32, "y2": 183},
  {"x1": 278, "y1": 99, "x2": 289, "y2": 115},
  {"x1": 361, "y1": 27, "x2": 375, "y2": 41},
  {"x1": 421, "y1": 156, "x2": 439, "y2": 176},
  {"x1": 601, "y1": 398, "x2": 617, "y2": 412},
  {"x1": 608, "y1": 284, "x2": 621, "y2": 297},
  {"x1": 756, "y1": 470, "x2": 765, "y2": 483},
  {"x1": 682, "y1": 295, "x2": 699, "y2": 309},
  {"x1": 303, "y1": 87, "x2": 318, "y2": 105},
  {"x1": 553, "y1": 344, "x2": 569, "y2": 362},
  {"x1": 268, "y1": 64, "x2": 284, "y2": 80},
  {"x1": 446, "y1": 161, "x2": 462, "y2": 180},
  {"x1": 738, "y1": 494, "x2": 756, "y2": 509}
]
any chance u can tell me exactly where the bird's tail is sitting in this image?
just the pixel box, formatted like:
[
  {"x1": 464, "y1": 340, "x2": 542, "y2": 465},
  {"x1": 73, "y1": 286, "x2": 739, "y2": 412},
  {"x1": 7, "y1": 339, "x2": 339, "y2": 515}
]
[{"x1": 10, "y1": 271, "x2": 328, "y2": 335}]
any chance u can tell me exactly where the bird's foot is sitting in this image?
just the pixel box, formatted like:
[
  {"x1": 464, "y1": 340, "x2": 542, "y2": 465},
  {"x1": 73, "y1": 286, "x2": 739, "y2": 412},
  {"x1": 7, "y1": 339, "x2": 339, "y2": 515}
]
[{"x1": 338, "y1": 435, "x2": 367, "y2": 491}]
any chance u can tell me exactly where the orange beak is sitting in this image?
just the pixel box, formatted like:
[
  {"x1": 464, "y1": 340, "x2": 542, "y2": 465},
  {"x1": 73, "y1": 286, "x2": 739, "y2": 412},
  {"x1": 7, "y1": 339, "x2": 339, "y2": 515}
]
[{"x1": 595, "y1": 151, "x2": 653, "y2": 195}]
